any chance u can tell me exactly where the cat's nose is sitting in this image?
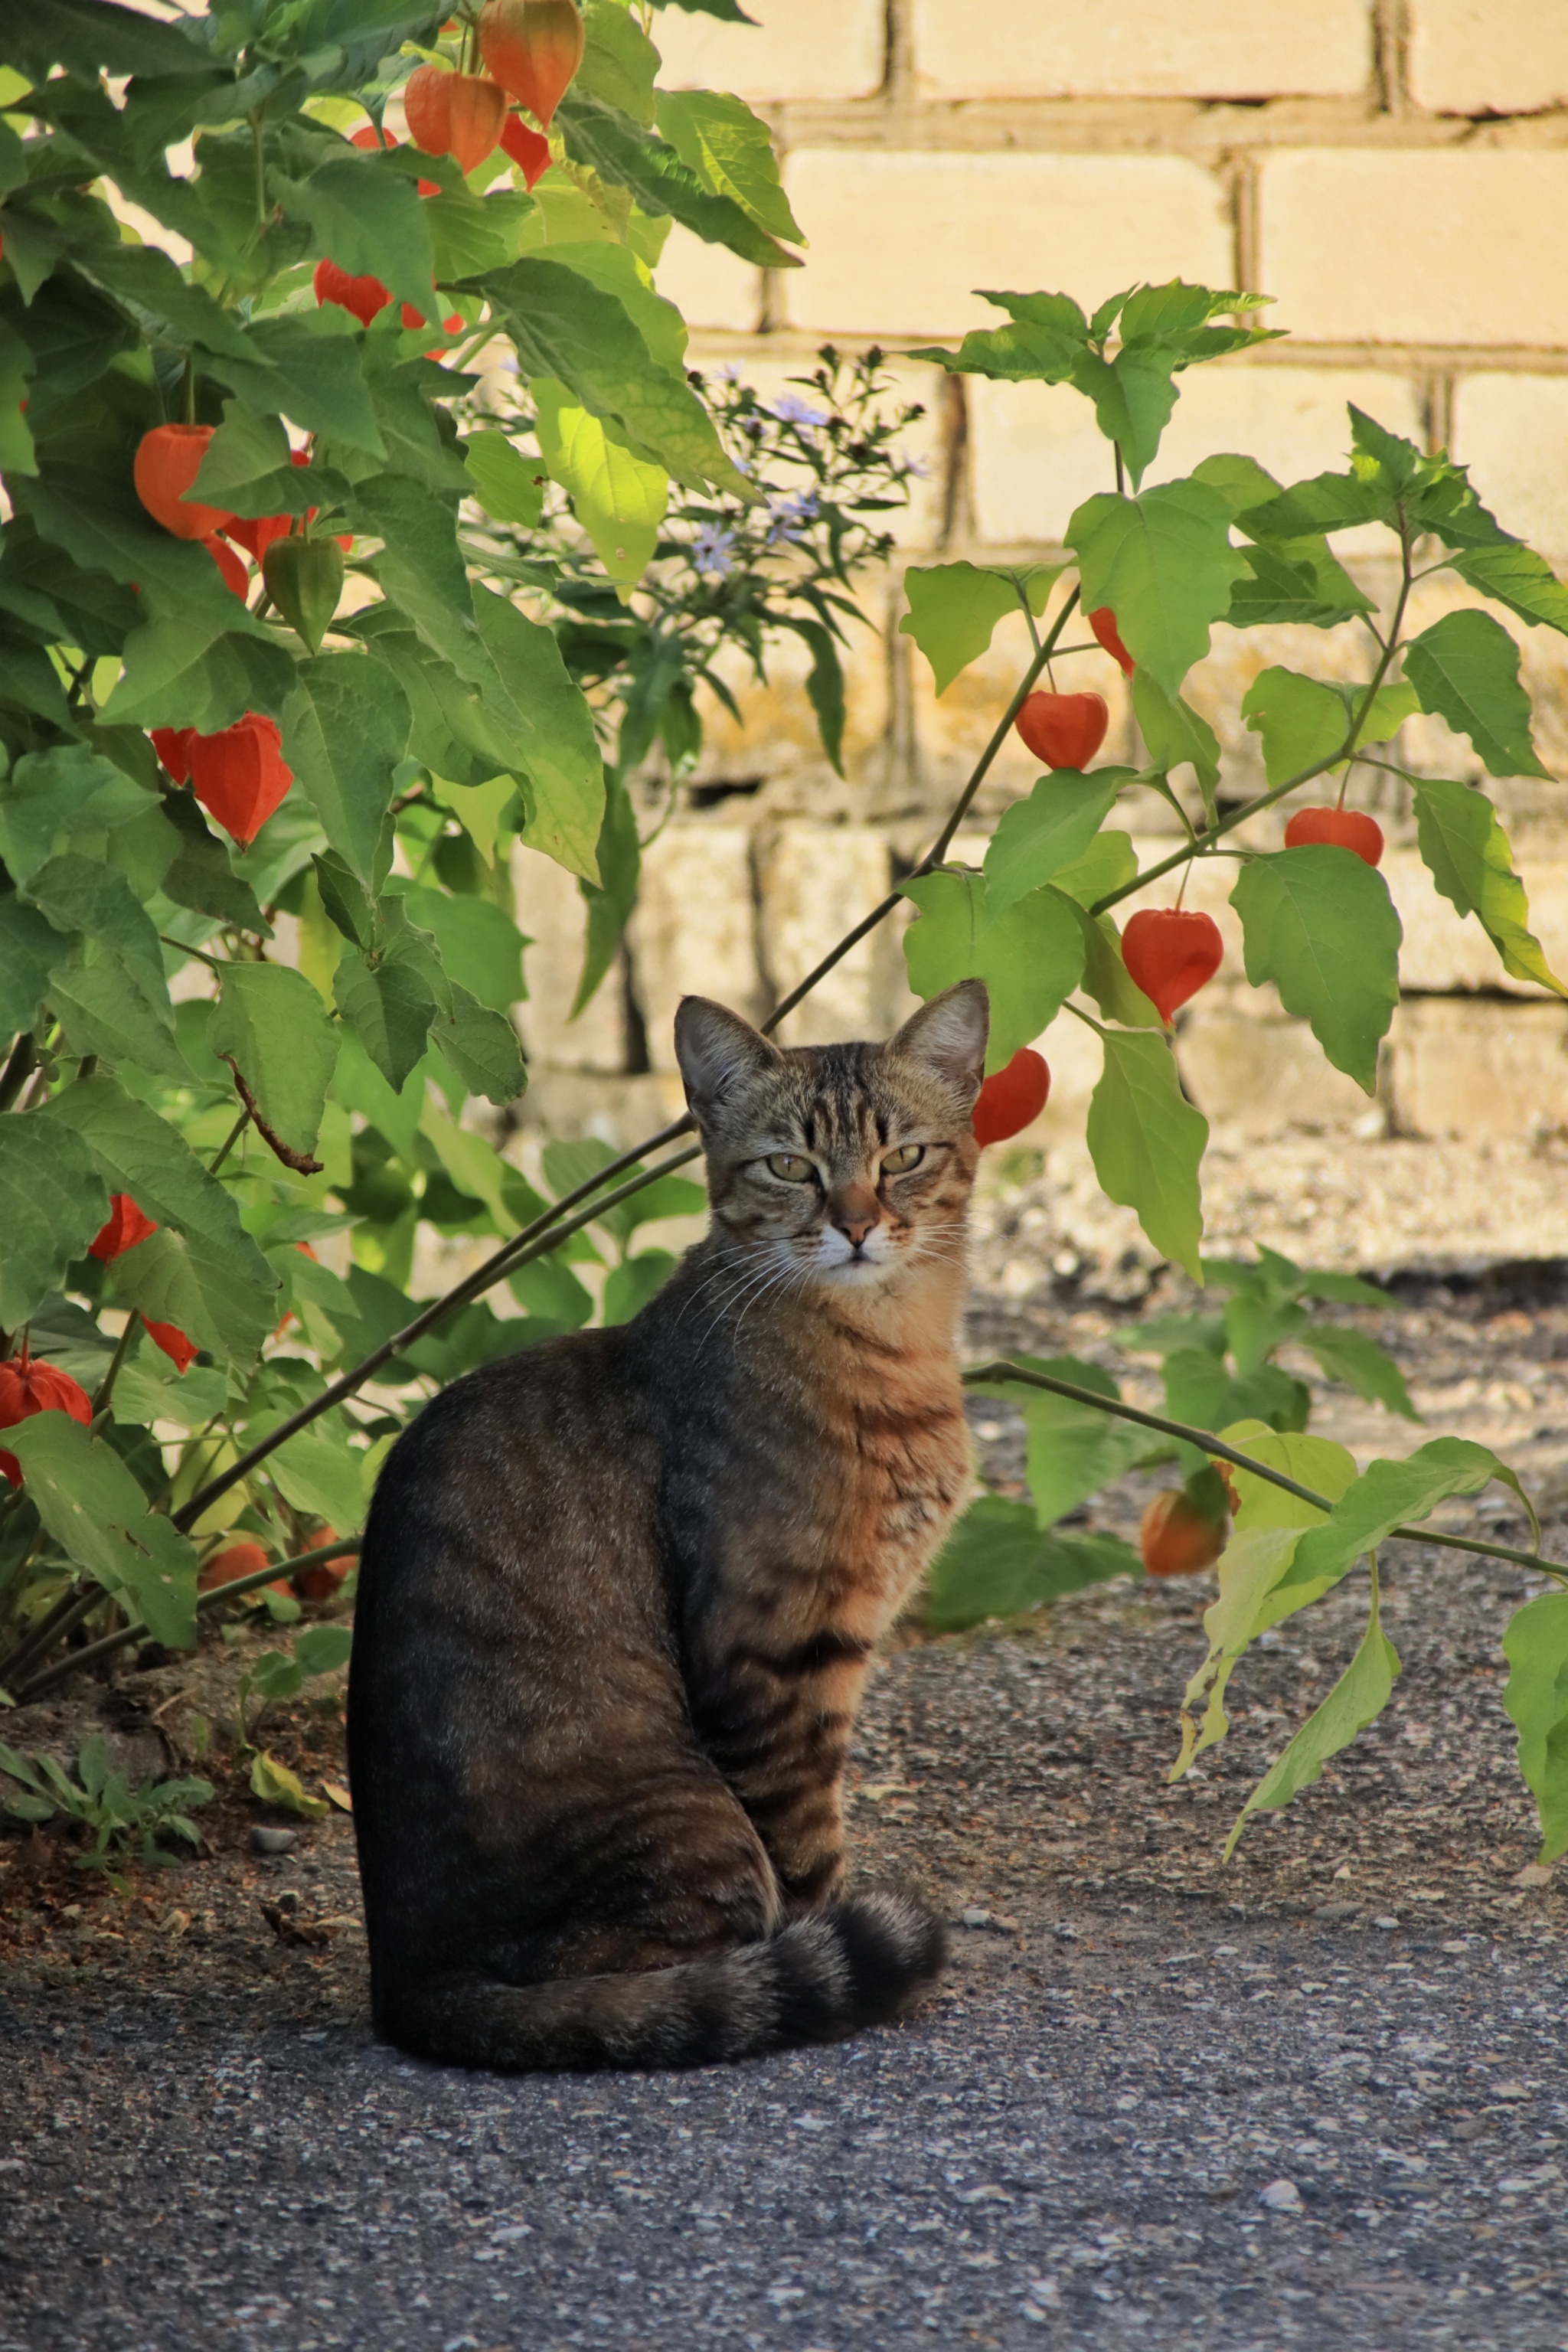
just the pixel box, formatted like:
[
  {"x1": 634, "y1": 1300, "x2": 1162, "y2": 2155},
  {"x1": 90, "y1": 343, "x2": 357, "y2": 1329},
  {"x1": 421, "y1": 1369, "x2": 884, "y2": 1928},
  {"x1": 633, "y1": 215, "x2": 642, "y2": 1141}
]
[{"x1": 831, "y1": 1184, "x2": 880, "y2": 1249}]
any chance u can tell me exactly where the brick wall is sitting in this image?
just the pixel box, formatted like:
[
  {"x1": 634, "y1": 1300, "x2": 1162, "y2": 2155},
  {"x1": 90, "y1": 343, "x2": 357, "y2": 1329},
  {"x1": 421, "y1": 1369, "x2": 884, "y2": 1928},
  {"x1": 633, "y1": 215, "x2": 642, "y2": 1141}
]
[{"x1": 518, "y1": 0, "x2": 1568, "y2": 1159}]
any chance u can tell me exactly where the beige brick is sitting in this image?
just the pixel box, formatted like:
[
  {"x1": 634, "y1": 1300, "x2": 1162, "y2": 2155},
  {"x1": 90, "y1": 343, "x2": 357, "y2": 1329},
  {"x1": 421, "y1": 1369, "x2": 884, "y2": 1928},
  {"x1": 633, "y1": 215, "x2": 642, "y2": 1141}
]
[
  {"x1": 755, "y1": 825, "x2": 894, "y2": 1045},
  {"x1": 628, "y1": 824, "x2": 762, "y2": 1070},
  {"x1": 782, "y1": 152, "x2": 1233, "y2": 341},
  {"x1": 1410, "y1": 0, "x2": 1568, "y2": 115},
  {"x1": 1386, "y1": 848, "x2": 1568, "y2": 995},
  {"x1": 1176, "y1": 1006, "x2": 1374, "y2": 1132},
  {"x1": 1453, "y1": 374, "x2": 1568, "y2": 557},
  {"x1": 913, "y1": 0, "x2": 1371, "y2": 100},
  {"x1": 651, "y1": 0, "x2": 884, "y2": 100},
  {"x1": 1391, "y1": 998, "x2": 1568, "y2": 1138},
  {"x1": 972, "y1": 364, "x2": 1423, "y2": 550},
  {"x1": 1259, "y1": 151, "x2": 1568, "y2": 347},
  {"x1": 654, "y1": 224, "x2": 761, "y2": 335},
  {"x1": 512, "y1": 845, "x2": 626, "y2": 1073}
]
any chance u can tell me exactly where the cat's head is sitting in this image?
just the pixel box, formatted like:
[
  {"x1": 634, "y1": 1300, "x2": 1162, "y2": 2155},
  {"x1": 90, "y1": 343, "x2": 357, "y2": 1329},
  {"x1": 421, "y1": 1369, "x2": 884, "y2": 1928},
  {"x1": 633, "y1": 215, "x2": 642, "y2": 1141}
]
[{"x1": 673, "y1": 982, "x2": 989, "y2": 1291}]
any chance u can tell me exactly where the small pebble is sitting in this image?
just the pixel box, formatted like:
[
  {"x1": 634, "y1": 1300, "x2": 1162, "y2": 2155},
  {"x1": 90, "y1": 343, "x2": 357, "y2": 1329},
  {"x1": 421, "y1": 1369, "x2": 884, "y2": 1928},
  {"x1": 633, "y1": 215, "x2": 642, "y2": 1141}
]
[
  {"x1": 1259, "y1": 2179, "x2": 1302, "y2": 2212},
  {"x1": 1373, "y1": 1914, "x2": 1401, "y2": 1931},
  {"x1": 250, "y1": 1826, "x2": 298, "y2": 1856}
]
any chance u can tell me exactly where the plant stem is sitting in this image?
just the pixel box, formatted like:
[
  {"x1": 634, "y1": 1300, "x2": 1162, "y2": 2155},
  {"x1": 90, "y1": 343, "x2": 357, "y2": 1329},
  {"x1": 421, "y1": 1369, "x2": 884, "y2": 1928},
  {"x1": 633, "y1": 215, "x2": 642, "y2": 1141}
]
[
  {"x1": 0, "y1": 1579, "x2": 87, "y2": 1689},
  {"x1": 0, "y1": 1034, "x2": 35, "y2": 1113},
  {"x1": 209, "y1": 1107, "x2": 250, "y2": 1175},
  {"x1": 91, "y1": 1311, "x2": 142, "y2": 1422},
  {"x1": 11, "y1": 1538, "x2": 361, "y2": 1705},
  {"x1": 962, "y1": 1360, "x2": 1568, "y2": 1584}
]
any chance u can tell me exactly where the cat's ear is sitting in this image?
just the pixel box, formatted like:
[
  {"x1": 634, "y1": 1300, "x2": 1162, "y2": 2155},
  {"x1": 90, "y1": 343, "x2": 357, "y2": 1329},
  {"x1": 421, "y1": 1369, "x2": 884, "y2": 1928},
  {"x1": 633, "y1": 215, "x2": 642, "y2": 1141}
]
[
  {"x1": 887, "y1": 980, "x2": 990, "y2": 1098},
  {"x1": 674, "y1": 996, "x2": 780, "y2": 1116}
]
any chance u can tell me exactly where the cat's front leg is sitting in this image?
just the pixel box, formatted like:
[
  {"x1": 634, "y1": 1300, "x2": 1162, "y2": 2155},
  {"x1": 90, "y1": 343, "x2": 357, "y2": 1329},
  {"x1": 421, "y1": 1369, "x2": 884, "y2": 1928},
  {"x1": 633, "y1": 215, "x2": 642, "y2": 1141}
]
[{"x1": 686, "y1": 1625, "x2": 874, "y2": 1913}]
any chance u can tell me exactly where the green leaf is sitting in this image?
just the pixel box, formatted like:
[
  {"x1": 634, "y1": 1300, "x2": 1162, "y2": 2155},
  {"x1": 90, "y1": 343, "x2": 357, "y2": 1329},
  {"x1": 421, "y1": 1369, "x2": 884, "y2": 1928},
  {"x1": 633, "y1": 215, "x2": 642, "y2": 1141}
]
[
  {"x1": 1067, "y1": 902, "x2": 1163, "y2": 1029},
  {"x1": 281, "y1": 653, "x2": 410, "y2": 889},
  {"x1": 0, "y1": 1112, "x2": 108, "y2": 1326},
  {"x1": 1131, "y1": 669, "x2": 1220, "y2": 805},
  {"x1": 462, "y1": 429, "x2": 547, "y2": 528},
  {"x1": 17, "y1": 467, "x2": 240, "y2": 621},
  {"x1": 1239, "y1": 667, "x2": 1417, "y2": 789},
  {"x1": 209, "y1": 964, "x2": 340, "y2": 1162},
  {"x1": 1410, "y1": 776, "x2": 1566, "y2": 996},
  {"x1": 158, "y1": 790, "x2": 272, "y2": 936},
  {"x1": 1070, "y1": 348, "x2": 1178, "y2": 489},
  {"x1": 1223, "y1": 1580, "x2": 1400, "y2": 1858},
  {"x1": 1085, "y1": 1030, "x2": 1207, "y2": 1279},
  {"x1": 1277, "y1": 1436, "x2": 1512, "y2": 1600},
  {"x1": 1451, "y1": 543, "x2": 1568, "y2": 639},
  {"x1": 897, "y1": 560, "x2": 1054, "y2": 697},
  {"x1": 5, "y1": 1413, "x2": 197, "y2": 1650},
  {"x1": 653, "y1": 89, "x2": 804, "y2": 243},
  {"x1": 555, "y1": 89, "x2": 798, "y2": 270},
  {"x1": 1230, "y1": 847, "x2": 1402, "y2": 1093},
  {"x1": 471, "y1": 586, "x2": 606, "y2": 882},
  {"x1": 250, "y1": 1750, "x2": 328, "y2": 1818},
  {"x1": 581, "y1": 0, "x2": 662, "y2": 119},
  {"x1": 0, "y1": 743, "x2": 157, "y2": 886},
  {"x1": 969, "y1": 1354, "x2": 1154, "y2": 1528},
  {"x1": 1504, "y1": 1592, "x2": 1568, "y2": 1864},
  {"x1": 481, "y1": 256, "x2": 753, "y2": 497},
  {"x1": 1227, "y1": 537, "x2": 1375, "y2": 631},
  {"x1": 430, "y1": 982, "x2": 528, "y2": 1106},
  {"x1": 573, "y1": 770, "x2": 640, "y2": 1018},
  {"x1": 0, "y1": 894, "x2": 68, "y2": 1034},
  {"x1": 1404, "y1": 609, "x2": 1550, "y2": 780},
  {"x1": 353, "y1": 473, "x2": 482, "y2": 684},
  {"x1": 984, "y1": 769, "x2": 1135, "y2": 916},
  {"x1": 924, "y1": 1497, "x2": 1138, "y2": 1632},
  {"x1": 333, "y1": 948, "x2": 437, "y2": 1092},
  {"x1": 187, "y1": 401, "x2": 313, "y2": 518},
  {"x1": 1298, "y1": 1326, "x2": 1419, "y2": 1421},
  {"x1": 907, "y1": 289, "x2": 1090, "y2": 385},
  {"x1": 901, "y1": 870, "x2": 1084, "y2": 1070},
  {"x1": 249, "y1": 1410, "x2": 365, "y2": 1534},
  {"x1": 273, "y1": 152, "x2": 440, "y2": 326},
  {"x1": 1238, "y1": 470, "x2": 1391, "y2": 541},
  {"x1": 24, "y1": 853, "x2": 189, "y2": 1080},
  {"x1": 98, "y1": 613, "x2": 299, "y2": 732},
  {"x1": 394, "y1": 885, "x2": 526, "y2": 1014},
  {"x1": 1051, "y1": 828, "x2": 1138, "y2": 907},
  {"x1": 603, "y1": 1249, "x2": 677, "y2": 1325},
  {"x1": 786, "y1": 616, "x2": 845, "y2": 777},
  {"x1": 38, "y1": 1073, "x2": 272, "y2": 1280},
  {"x1": 535, "y1": 378, "x2": 668, "y2": 591},
  {"x1": 1066, "y1": 483, "x2": 1249, "y2": 696}
]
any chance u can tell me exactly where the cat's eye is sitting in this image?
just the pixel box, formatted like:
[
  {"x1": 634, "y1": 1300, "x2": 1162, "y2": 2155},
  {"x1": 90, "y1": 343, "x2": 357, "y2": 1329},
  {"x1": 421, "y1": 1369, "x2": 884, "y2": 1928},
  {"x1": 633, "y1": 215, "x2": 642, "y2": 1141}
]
[
  {"x1": 766, "y1": 1152, "x2": 815, "y2": 1184},
  {"x1": 882, "y1": 1144, "x2": 925, "y2": 1175}
]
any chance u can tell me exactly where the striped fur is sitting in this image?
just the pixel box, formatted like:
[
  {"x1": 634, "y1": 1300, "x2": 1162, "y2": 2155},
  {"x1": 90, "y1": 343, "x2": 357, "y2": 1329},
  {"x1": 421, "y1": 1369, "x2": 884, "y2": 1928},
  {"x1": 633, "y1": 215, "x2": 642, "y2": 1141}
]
[{"x1": 348, "y1": 981, "x2": 988, "y2": 2071}]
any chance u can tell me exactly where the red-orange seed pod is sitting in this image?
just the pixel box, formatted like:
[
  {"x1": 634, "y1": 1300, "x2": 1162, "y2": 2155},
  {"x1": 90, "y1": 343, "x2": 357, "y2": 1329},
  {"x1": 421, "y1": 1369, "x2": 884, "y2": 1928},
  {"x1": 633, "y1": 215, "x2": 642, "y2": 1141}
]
[
  {"x1": 134, "y1": 424, "x2": 233, "y2": 541},
  {"x1": 185, "y1": 713, "x2": 294, "y2": 846},
  {"x1": 403, "y1": 64, "x2": 508, "y2": 174},
  {"x1": 479, "y1": 0, "x2": 584, "y2": 129},
  {"x1": 0, "y1": 1353, "x2": 93, "y2": 1489}
]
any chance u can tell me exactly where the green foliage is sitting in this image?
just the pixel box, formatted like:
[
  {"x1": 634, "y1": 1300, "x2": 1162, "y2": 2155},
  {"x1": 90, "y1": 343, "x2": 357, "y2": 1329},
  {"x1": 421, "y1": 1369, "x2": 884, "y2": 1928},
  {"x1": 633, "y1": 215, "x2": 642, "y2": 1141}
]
[
  {"x1": 1230, "y1": 847, "x2": 1403, "y2": 1093},
  {"x1": 0, "y1": 1733, "x2": 212, "y2": 1872}
]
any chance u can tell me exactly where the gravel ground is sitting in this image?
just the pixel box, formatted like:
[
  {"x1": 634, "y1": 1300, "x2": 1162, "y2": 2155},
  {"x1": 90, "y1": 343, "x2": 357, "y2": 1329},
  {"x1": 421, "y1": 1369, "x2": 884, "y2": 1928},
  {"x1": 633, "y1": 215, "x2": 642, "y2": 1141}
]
[{"x1": 5, "y1": 1282, "x2": 1568, "y2": 2348}]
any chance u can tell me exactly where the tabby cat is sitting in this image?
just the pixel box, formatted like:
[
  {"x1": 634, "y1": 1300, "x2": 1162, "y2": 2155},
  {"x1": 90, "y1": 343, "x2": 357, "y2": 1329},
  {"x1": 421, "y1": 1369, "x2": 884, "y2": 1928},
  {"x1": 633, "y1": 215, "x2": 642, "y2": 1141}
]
[{"x1": 347, "y1": 976, "x2": 990, "y2": 2070}]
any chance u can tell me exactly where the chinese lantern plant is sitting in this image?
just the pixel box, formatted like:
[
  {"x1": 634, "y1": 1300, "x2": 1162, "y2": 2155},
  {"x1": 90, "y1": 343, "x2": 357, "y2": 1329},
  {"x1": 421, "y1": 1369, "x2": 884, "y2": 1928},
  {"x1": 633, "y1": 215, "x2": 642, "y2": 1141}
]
[{"x1": 0, "y1": 0, "x2": 809, "y2": 1692}]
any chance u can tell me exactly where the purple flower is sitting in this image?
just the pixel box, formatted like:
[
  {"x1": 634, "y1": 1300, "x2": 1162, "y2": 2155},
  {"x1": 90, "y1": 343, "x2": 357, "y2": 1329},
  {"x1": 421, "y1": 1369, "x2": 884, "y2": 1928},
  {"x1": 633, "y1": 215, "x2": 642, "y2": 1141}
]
[
  {"x1": 766, "y1": 488, "x2": 821, "y2": 544},
  {"x1": 691, "y1": 524, "x2": 737, "y2": 577},
  {"x1": 773, "y1": 393, "x2": 828, "y2": 428}
]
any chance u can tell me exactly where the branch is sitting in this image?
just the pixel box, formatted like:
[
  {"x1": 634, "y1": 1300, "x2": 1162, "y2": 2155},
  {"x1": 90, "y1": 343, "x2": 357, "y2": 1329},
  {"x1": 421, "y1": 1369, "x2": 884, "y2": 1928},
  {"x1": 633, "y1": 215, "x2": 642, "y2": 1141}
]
[
  {"x1": 963, "y1": 1361, "x2": 1568, "y2": 1584},
  {"x1": 11, "y1": 1537, "x2": 362, "y2": 1705}
]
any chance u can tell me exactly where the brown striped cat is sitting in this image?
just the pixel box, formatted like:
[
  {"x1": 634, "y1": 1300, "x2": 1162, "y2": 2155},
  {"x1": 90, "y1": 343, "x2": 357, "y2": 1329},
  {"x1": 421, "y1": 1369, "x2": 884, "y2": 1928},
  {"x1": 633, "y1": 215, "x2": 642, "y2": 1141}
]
[{"x1": 347, "y1": 978, "x2": 989, "y2": 2070}]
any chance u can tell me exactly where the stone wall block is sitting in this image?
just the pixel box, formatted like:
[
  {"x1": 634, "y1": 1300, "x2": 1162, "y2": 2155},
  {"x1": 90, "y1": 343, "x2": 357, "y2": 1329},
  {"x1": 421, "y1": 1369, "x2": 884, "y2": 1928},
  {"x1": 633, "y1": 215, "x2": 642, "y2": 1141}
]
[
  {"x1": 651, "y1": 0, "x2": 885, "y2": 100},
  {"x1": 782, "y1": 152, "x2": 1234, "y2": 341},
  {"x1": 1391, "y1": 998, "x2": 1568, "y2": 1139},
  {"x1": 512, "y1": 845, "x2": 625, "y2": 1073},
  {"x1": 1454, "y1": 375, "x2": 1568, "y2": 562},
  {"x1": 1259, "y1": 151, "x2": 1568, "y2": 347},
  {"x1": 687, "y1": 596, "x2": 891, "y2": 800},
  {"x1": 1176, "y1": 1005, "x2": 1375, "y2": 1133},
  {"x1": 628, "y1": 825, "x2": 763, "y2": 1072},
  {"x1": 756, "y1": 824, "x2": 895, "y2": 1045},
  {"x1": 911, "y1": 0, "x2": 1372, "y2": 100},
  {"x1": 1409, "y1": 0, "x2": 1568, "y2": 116},
  {"x1": 655, "y1": 226, "x2": 761, "y2": 335}
]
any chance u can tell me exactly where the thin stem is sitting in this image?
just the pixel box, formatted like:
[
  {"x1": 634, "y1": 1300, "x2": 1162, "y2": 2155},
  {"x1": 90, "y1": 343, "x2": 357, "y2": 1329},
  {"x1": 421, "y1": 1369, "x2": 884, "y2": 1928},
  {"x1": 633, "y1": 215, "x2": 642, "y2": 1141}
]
[
  {"x1": 12, "y1": 1538, "x2": 361, "y2": 1705},
  {"x1": 91, "y1": 1312, "x2": 142, "y2": 1423},
  {"x1": 208, "y1": 1107, "x2": 250, "y2": 1176},
  {"x1": 250, "y1": 109, "x2": 266, "y2": 227},
  {"x1": 0, "y1": 1579, "x2": 86, "y2": 1689},
  {"x1": 963, "y1": 1361, "x2": 1568, "y2": 1585}
]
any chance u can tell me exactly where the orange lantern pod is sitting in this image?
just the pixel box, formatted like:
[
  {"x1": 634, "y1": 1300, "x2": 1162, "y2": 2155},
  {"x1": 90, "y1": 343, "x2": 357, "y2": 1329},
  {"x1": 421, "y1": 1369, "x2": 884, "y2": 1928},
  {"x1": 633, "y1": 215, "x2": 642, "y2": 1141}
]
[
  {"x1": 1121, "y1": 907, "x2": 1223, "y2": 1025},
  {"x1": 1283, "y1": 806, "x2": 1386, "y2": 868},
  {"x1": 145, "y1": 1320, "x2": 199, "y2": 1374},
  {"x1": 403, "y1": 64, "x2": 508, "y2": 173},
  {"x1": 499, "y1": 110, "x2": 552, "y2": 188},
  {"x1": 351, "y1": 122, "x2": 439, "y2": 194},
  {"x1": 1014, "y1": 690, "x2": 1109, "y2": 772},
  {"x1": 0, "y1": 1351, "x2": 93, "y2": 1489},
  {"x1": 203, "y1": 534, "x2": 250, "y2": 600},
  {"x1": 198, "y1": 1539, "x2": 293, "y2": 1599},
  {"x1": 972, "y1": 1049, "x2": 1050, "y2": 1146},
  {"x1": 185, "y1": 713, "x2": 294, "y2": 846},
  {"x1": 1089, "y1": 606, "x2": 1135, "y2": 676},
  {"x1": 479, "y1": 0, "x2": 584, "y2": 129},
  {"x1": 134, "y1": 423, "x2": 234, "y2": 541},
  {"x1": 313, "y1": 254, "x2": 392, "y2": 328},
  {"x1": 89, "y1": 1194, "x2": 159, "y2": 1262},
  {"x1": 295, "y1": 1524, "x2": 356, "y2": 1603},
  {"x1": 151, "y1": 727, "x2": 194, "y2": 785}
]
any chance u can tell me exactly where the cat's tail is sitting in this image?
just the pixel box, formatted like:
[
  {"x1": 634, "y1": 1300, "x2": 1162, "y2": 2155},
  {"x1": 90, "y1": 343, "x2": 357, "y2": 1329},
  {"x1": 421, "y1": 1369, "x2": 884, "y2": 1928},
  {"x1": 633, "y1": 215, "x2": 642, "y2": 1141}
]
[{"x1": 376, "y1": 1891, "x2": 946, "y2": 2073}]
